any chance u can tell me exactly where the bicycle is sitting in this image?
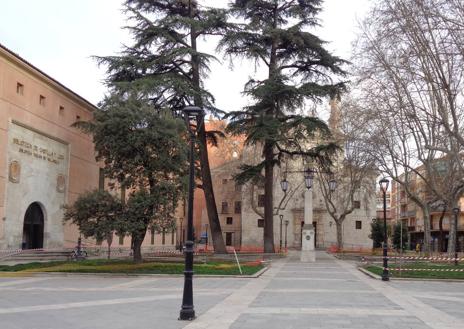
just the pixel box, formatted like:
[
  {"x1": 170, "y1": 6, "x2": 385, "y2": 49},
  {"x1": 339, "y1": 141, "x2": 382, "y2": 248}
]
[{"x1": 69, "y1": 247, "x2": 88, "y2": 261}]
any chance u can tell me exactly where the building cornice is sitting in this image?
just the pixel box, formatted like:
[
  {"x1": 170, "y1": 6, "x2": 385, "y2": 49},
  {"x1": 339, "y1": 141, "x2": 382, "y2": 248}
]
[{"x1": 0, "y1": 43, "x2": 98, "y2": 113}]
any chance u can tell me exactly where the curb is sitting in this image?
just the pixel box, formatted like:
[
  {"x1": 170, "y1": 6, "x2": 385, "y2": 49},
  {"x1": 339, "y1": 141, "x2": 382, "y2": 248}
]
[
  {"x1": 358, "y1": 267, "x2": 382, "y2": 280},
  {"x1": 357, "y1": 267, "x2": 464, "y2": 282},
  {"x1": 0, "y1": 266, "x2": 269, "y2": 279}
]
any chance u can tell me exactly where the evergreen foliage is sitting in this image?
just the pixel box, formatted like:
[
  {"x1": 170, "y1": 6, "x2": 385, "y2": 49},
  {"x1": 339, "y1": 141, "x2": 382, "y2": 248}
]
[
  {"x1": 220, "y1": 0, "x2": 347, "y2": 252},
  {"x1": 63, "y1": 190, "x2": 122, "y2": 257},
  {"x1": 369, "y1": 220, "x2": 384, "y2": 249},
  {"x1": 392, "y1": 222, "x2": 408, "y2": 251},
  {"x1": 74, "y1": 102, "x2": 187, "y2": 262},
  {"x1": 94, "y1": 0, "x2": 235, "y2": 253}
]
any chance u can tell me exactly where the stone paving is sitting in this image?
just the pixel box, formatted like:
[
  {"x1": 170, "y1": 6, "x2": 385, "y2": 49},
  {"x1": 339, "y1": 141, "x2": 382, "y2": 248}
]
[{"x1": 0, "y1": 251, "x2": 463, "y2": 328}]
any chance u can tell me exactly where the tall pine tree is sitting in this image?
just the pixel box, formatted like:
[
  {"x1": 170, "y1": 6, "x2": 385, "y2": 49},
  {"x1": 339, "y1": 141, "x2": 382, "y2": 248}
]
[
  {"x1": 220, "y1": 0, "x2": 346, "y2": 252},
  {"x1": 97, "y1": 0, "x2": 234, "y2": 253}
]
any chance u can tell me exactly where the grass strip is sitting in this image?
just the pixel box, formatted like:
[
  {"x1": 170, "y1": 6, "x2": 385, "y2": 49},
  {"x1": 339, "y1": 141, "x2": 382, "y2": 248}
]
[
  {"x1": 0, "y1": 259, "x2": 262, "y2": 276},
  {"x1": 365, "y1": 263, "x2": 464, "y2": 280}
]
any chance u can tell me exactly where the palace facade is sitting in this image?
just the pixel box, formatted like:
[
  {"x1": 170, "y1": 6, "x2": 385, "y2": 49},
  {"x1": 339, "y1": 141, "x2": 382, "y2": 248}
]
[{"x1": 0, "y1": 43, "x2": 99, "y2": 249}]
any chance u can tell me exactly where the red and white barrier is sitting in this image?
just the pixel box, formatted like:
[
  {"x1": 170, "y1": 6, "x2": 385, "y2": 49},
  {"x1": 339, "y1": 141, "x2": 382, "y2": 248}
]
[{"x1": 384, "y1": 267, "x2": 464, "y2": 272}]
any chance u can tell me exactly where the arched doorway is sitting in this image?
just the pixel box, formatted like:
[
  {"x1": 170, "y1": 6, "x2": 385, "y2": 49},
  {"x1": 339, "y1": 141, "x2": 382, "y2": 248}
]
[{"x1": 22, "y1": 203, "x2": 44, "y2": 249}]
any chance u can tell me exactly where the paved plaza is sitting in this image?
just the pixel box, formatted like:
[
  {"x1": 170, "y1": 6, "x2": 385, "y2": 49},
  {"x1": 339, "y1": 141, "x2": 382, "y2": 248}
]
[{"x1": 0, "y1": 252, "x2": 463, "y2": 329}]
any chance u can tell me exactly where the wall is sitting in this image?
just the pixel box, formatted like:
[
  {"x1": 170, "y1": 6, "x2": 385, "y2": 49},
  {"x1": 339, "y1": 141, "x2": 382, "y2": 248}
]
[{"x1": 0, "y1": 46, "x2": 98, "y2": 249}]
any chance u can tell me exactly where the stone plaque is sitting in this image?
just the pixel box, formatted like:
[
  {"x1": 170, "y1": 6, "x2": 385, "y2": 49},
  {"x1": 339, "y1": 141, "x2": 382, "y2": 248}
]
[
  {"x1": 8, "y1": 160, "x2": 21, "y2": 183},
  {"x1": 56, "y1": 174, "x2": 66, "y2": 193}
]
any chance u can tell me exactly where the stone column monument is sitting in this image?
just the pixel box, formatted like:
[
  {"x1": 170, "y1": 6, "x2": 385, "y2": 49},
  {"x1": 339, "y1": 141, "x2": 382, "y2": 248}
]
[{"x1": 300, "y1": 187, "x2": 316, "y2": 262}]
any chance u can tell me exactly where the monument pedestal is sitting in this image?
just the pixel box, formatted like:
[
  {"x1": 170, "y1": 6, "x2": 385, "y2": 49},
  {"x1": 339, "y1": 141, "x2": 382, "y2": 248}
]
[{"x1": 300, "y1": 224, "x2": 315, "y2": 262}]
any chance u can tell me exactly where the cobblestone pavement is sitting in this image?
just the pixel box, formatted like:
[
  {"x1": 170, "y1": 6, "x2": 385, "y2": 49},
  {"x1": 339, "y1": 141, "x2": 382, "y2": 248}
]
[{"x1": 0, "y1": 252, "x2": 463, "y2": 329}]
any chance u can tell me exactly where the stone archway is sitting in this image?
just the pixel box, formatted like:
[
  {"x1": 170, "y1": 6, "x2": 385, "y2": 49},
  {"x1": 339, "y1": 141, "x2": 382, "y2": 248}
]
[{"x1": 22, "y1": 202, "x2": 44, "y2": 249}]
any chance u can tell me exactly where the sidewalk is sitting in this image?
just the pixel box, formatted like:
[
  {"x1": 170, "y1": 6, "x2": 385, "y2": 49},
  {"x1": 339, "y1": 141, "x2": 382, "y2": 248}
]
[
  {"x1": 1, "y1": 251, "x2": 463, "y2": 329},
  {"x1": 185, "y1": 251, "x2": 463, "y2": 329}
]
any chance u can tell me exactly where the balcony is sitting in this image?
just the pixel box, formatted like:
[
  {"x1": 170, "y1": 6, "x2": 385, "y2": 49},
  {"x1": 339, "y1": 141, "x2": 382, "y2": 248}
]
[{"x1": 400, "y1": 210, "x2": 416, "y2": 218}]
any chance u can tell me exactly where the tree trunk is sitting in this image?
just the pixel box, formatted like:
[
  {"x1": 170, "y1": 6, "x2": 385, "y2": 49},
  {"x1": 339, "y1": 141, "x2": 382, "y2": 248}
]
[
  {"x1": 197, "y1": 124, "x2": 227, "y2": 253},
  {"x1": 132, "y1": 230, "x2": 147, "y2": 263},
  {"x1": 106, "y1": 234, "x2": 113, "y2": 260},
  {"x1": 438, "y1": 208, "x2": 445, "y2": 252},
  {"x1": 335, "y1": 220, "x2": 343, "y2": 250},
  {"x1": 263, "y1": 141, "x2": 275, "y2": 253},
  {"x1": 422, "y1": 207, "x2": 432, "y2": 253},
  {"x1": 190, "y1": 8, "x2": 226, "y2": 253},
  {"x1": 447, "y1": 211, "x2": 457, "y2": 258}
]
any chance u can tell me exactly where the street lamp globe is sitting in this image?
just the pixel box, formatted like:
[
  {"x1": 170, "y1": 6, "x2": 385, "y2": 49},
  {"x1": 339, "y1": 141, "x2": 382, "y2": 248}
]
[
  {"x1": 453, "y1": 207, "x2": 460, "y2": 215},
  {"x1": 304, "y1": 168, "x2": 314, "y2": 189},
  {"x1": 379, "y1": 177, "x2": 389, "y2": 193},
  {"x1": 280, "y1": 178, "x2": 289, "y2": 192},
  {"x1": 328, "y1": 179, "x2": 337, "y2": 192}
]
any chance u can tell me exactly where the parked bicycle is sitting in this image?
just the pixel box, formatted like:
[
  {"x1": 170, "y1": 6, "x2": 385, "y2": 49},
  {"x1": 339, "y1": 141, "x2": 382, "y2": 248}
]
[{"x1": 69, "y1": 237, "x2": 88, "y2": 261}]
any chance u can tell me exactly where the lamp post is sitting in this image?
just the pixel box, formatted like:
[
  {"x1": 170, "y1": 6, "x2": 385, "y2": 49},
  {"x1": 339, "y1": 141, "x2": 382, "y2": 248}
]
[
  {"x1": 284, "y1": 219, "x2": 289, "y2": 250},
  {"x1": 179, "y1": 106, "x2": 203, "y2": 321},
  {"x1": 379, "y1": 178, "x2": 389, "y2": 281},
  {"x1": 205, "y1": 223, "x2": 209, "y2": 251},
  {"x1": 453, "y1": 207, "x2": 460, "y2": 266},
  {"x1": 179, "y1": 218, "x2": 184, "y2": 251},
  {"x1": 279, "y1": 214, "x2": 283, "y2": 251}
]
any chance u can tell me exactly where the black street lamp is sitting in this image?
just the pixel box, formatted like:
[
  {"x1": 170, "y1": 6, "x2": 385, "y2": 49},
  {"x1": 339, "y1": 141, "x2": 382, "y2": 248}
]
[
  {"x1": 453, "y1": 207, "x2": 460, "y2": 266},
  {"x1": 284, "y1": 219, "x2": 289, "y2": 249},
  {"x1": 329, "y1": 179, "x2": 337, "y2": 193},
  {"x1": 304, "y1": 168, "x2": 314, "y2": 189},
  {"x1": 379, "y1": 177, "x2": 389, "y2": 281},
  {"x1": 280, "y1": 178, "x2": 289, "y2": 193},
  {"x1": 179, "y1": 106, "x2": 204, "y2": 321},
  {"x1": 179, "y1": 218, "x2": 184, "y2": 251},
  {"x1": 279, "y1": 214, "x2": 284, "y2": 251}
]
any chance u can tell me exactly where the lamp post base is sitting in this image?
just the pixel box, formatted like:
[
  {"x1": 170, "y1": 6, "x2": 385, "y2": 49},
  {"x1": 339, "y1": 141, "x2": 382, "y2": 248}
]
[
  {"x1": 382, "y1": 243, "x2": 389, "y2": 281},
  {"x1": 300, "y1": 225, "x2": 316, "y2": 262},
  {"x1": 179, "y1": 308, "x2": 196, "y2": 321}
]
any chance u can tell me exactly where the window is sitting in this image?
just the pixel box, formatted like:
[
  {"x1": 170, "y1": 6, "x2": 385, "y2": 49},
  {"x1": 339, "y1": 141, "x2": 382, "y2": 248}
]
[
  {"x1": 258, "y1": 219, "x2": 264, "y2": 228},
  {"x1": 355, "y1": 221, "x2": 362, "y2": 230},
  {"x1": 59, "y1": 106, "x2": 65, "y2": 115},
  {"x1": 119, "y1": 235, "x2": 124, "y2": 245},
  {"x1": 162, "y1": 228, "x2": 166, "y2": 245},
  {"x1": 353, "y1": 200, "x2": 361, "y2": 209},
  {"x1": 16, "y1": 82, "x2": 24, "y2": 95},
  {"x1": 76, "y1": 115, "x2": 81, "y2": 121},
  {"x1": 226, "y1": 232, "x2": 233, "y2": 246},
  {"x1": 151, "y1": 227, "x2": 155, "y2": 245},
  {"x1": 235, "y1": 183, "x2": 241, "y2": 192},
  {"x1": 222, "y1": 178, "x2": 228, "y2": 185},
  {"x1": 234, "y1": 201, "x2": 241, "y2": 214},
  {"x1": 258, "y1": 194, "x2": 265, "y2": 207},
  {"x1": 171, "y1": 230, "x2": 175, "y2": 245},
  {"x1": 39, "y1": 95, "x2": 46, "y2": 106},
  {"x1": 221, "y1": 201, "x2": 229, "y2": 214},
  {"x1": 226, "y1": 217, "x2": 233, "y2": 225}
]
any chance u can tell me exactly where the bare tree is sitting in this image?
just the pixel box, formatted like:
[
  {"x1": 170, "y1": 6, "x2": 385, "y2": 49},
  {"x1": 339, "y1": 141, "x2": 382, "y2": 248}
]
[
  {"x1": 353, "y1": 0, "x2": 464, "y2": 255},
  {"x1": 317, "y1": 99, "x2": 376, "y2": 249}
]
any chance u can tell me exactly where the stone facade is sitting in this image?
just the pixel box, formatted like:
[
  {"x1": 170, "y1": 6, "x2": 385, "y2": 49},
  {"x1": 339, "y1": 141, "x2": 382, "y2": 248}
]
[
  {"x1": 200, "y1": 159, "x2": 242, "y2": 249},
  {"x1": 0, "y1": 43, "x2": 98, "y2": 249},
  {"x1": 240, "y1": 161, "x2": 376, "y2": 250}
]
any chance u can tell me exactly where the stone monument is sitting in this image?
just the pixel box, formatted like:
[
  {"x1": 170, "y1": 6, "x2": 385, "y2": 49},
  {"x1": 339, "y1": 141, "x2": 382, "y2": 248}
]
[{"x1": 300, "y1": 187, "x2": 316, "y2": 262}]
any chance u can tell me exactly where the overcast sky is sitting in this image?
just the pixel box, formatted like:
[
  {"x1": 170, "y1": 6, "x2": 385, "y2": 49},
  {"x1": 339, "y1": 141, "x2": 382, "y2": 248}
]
[{"x1": 0, "y1": 0, "x2": 370, "y2": 113}]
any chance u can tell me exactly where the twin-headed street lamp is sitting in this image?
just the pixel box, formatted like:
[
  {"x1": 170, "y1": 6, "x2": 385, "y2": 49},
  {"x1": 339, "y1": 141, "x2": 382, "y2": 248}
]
[
  {"x1": 280, "y1": 167, "x2": 336, "y2": 253},
  {"x1": 179, "y1": 106, "x2": 204, "y2": 321},
  {"x1": 379, "y1": 177, "x2": 390, "y2": 281}
]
